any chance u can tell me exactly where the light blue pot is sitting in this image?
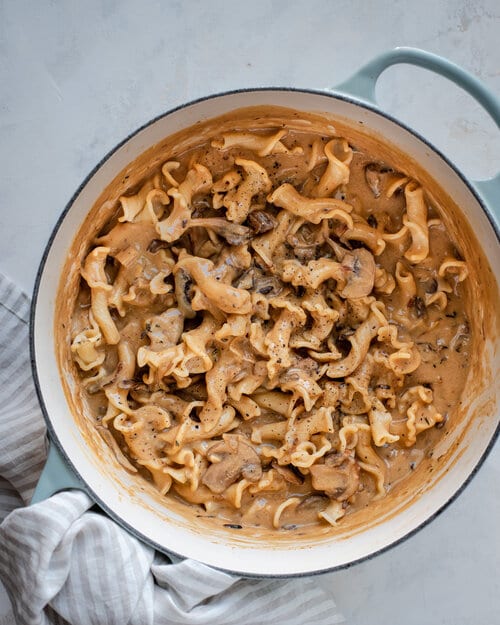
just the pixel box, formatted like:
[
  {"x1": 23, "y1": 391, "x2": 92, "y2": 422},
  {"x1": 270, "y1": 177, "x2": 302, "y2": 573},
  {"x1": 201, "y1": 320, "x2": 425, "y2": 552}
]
[{"x1": 31, "y1": 48, "x2": 500, "y2": 577}]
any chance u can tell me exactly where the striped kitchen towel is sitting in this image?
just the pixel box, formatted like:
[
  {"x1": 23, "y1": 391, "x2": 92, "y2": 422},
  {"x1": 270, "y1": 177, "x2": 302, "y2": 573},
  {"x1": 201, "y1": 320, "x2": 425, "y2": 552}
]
[{"x1": 0, "y1": 272, "x2": 344, "y2": 625}]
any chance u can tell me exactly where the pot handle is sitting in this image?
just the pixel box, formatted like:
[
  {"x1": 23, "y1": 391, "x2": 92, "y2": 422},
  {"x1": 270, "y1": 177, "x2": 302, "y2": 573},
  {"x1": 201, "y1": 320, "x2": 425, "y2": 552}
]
[
  {"x1": 334, "y1": 47, "x2": 500, "y2": 122},
  {"x1": 29, "y1": 445, "x2": 182, "y2": 562},
  {"x1": 31, "y1": 440, "x2": 90, "y2": 504},
  {"x1": 473, "y1": 174, "x2": 500, "y2": 220},
  {"x1": 335, "y1": 47, "x2": 500, "y2": 217}
]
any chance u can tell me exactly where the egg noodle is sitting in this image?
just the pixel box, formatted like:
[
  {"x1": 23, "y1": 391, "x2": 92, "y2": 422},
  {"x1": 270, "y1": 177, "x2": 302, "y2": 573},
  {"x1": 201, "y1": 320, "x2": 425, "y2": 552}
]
[{"x1": 70, "y1": 122, "x2": 470, "y2": 530}]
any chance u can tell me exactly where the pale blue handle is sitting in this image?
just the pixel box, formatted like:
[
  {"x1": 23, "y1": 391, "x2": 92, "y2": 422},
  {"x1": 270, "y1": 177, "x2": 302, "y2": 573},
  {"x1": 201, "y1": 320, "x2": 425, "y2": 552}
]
[
  {"x1": 335, "y1": 47, "x2": 500, "y2": 220},
  {"x1": 473, "y1": 174, "x2": 500, "y2": 218},
  {"x1": 31, "y1": 441, "x2": 88, "y2": 504},
  {"x1": 30, "y1": 443, "x2": 179, "y2": 562}
]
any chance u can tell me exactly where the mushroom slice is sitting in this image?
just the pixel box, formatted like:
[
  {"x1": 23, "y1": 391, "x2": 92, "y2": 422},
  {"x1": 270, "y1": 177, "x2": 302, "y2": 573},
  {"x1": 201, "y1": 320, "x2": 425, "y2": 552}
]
[
  {"x1": 202, "y1": 434, "x2": 263, "y2": 494},
  {"x1": 174, "y1": 268, "x2": 195, "y2": 319},
  {"x1": 339, "y1": 248, "x2": 376, "y2": 299},
  {"x1": 187, "y1": 218, "x2": 253, "y2": 245},
  {"x1": 147, "y1": 239, "x2": 171, "y2": 253},
  {"x1": 234, "y1": 265, "x2": 282, "y2": 296},
  {"x1": 253, "y1": 272, "x2": 283, "y2": 297},
  {"x1": 271, "y1": 461, "x2": 304, "y2": 485},
  {"x1": 297, "y1": 494, "x2": 329, "y2": 509},
  {"x1": 247, "y1": 210, "x2": 277, "y2": 234},
  {"x1": 234, "y1": 267, "x2": 255, "y2": 290},
  {"x1": 327, "y1": 238, "x2": 375, "y2": 299},
  {"x1": 309, "y1": 452, "x2": 360, "y2": 501}
]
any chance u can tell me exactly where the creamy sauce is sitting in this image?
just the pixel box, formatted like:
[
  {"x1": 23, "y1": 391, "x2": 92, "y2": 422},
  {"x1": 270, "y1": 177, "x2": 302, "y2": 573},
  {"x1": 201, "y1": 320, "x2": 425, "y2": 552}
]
[{"x1": 54, "y1": 106, "x2": 496, "y2": 539}]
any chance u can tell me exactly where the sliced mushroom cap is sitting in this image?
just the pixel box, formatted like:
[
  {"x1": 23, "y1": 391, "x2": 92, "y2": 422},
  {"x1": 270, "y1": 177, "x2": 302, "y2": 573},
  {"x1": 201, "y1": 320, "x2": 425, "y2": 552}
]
[
  {"x1": 234, "y1": 266, "x2": 283, "y2": 297},
  {"x1": 253, "y1": 273, "x2": 283, "y2": 296},
  {"x1": 339, "y1": 248, "x2": 376, "y2": 299},
  {"x1": 271, "y1": 461, "x2": 304, "y2": 484},
  {"x1": 287, "y1": 223, "x2": 323, "y2": 262},
  {"x1": 174, "y1": 268, "x2": 195, "y2": 319},
  {"x1": 326, "y1": 237, "x2": 348, "y2": 261},
  {"x1": 147, "y1": 239, "x2": 171, "y2": 253},
  {"x1": 202, "y1": 434, "x2": 262, "y2": 494},
  {"x1": 247, "y1": 210, "x2": 277, "y2": 234},
  {"x1": 234, "y1": 267, "x2": 255, "y2": 290},
  {"x1": 297, "y1": 494, "x2": 329, "y2": 510},
  {"x1": 188, "y1": 218, "x2": 253, "y2": 245},
  {"x1": 326, "y1": 237, "x2": 375, "y2": 298},
  {"x1": 309, "y1": 452, "x2": 360, "y2": 501}
]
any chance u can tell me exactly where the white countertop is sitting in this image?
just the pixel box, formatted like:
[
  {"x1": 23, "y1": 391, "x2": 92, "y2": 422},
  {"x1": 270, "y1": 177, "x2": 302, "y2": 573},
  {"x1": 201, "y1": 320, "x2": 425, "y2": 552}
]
[{"x1": 1, "y1": 1, "x2": 499, "y2": 623}]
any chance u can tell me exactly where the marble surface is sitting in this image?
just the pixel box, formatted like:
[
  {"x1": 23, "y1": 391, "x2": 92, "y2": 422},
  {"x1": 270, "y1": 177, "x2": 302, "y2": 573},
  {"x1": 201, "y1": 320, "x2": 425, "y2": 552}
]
[{"x1": 1, "y1": 0, "x2": 499, "y2": 623}]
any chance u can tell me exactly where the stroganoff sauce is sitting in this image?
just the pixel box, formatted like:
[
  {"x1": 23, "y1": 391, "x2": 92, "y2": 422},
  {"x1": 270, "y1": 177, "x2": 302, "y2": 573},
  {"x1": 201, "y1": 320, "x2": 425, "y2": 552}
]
[{"x1": 59, "y1": 107, "x2": 476, "y2": 534}]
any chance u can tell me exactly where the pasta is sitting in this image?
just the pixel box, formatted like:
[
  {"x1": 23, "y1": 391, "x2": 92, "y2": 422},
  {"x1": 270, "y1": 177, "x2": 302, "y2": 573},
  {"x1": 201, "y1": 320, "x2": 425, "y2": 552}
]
[{"x1": 66, "y1": 116, "x2": 472, "y2": 532}]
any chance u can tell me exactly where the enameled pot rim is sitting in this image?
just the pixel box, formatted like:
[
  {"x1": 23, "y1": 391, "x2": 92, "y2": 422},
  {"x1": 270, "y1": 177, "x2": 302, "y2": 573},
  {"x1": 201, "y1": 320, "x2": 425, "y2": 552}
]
[{"x1": 30, "y1": 86, "x2": 500, "y2": 578}]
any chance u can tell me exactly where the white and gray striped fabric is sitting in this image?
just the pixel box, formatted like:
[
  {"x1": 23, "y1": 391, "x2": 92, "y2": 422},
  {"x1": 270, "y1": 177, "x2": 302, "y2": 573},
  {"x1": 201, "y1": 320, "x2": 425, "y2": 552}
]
[{"x1": 0, "y1": 273, "x2": 344, "y2": 625}]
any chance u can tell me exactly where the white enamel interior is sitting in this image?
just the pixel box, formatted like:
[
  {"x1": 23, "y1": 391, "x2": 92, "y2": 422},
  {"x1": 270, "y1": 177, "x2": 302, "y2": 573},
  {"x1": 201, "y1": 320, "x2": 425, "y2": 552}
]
[{"x1": 33, "y1": 89, "x2": 500, "y2": 576}]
